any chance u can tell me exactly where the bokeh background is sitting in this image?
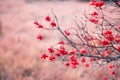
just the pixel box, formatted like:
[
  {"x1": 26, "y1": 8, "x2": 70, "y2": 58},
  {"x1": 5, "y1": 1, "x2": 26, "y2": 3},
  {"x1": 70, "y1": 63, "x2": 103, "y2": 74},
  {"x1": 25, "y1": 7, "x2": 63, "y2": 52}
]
[{"x1": 0, "y1": 0, "x2": 118, "y2": 80}]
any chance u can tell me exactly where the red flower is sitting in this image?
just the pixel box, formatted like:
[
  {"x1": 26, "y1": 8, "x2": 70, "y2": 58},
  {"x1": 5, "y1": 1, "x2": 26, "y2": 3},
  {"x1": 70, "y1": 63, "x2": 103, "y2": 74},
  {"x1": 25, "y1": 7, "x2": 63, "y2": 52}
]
[
  {"x1": 90, "y1": 11, "x2": 98, "y2": 16},
  {"x1": 49, "y1": 56, "x2": 56, "y2": 61},
  {"x1": 89, "y1": 1, "x2": 105, "y2": 7},
  {"x1": 58, "y1": 40, "x2": 64, "y2": 45},
  {"x1": 115, "y1": 35, "x2": 120, "y2": 43},
  {"x1": 48, "y1": 48, "x2": 54, "y2": 53},
  {"x1": 118, "y1": 1, "x2": 120, "y2": 5},
  {"x1": 45, "y1": 16, "x2": 51, "y2": 21},
  {"x1": 81, "y1": 57, "x2": 86, "y2": 63},
  {"x1": 69, "y1": 55, "x2": 76, "y2": 61},
  {"x1": 65, "y1": 62, "x2": 70, "y2": 67},
  {"x1": 55, "y1": 53, "x2": 61, "y2": 57},
  {"x1": 109, "y1": 71, "x2": 115, "y2": 75},
  {"x1": 103, "y1": 30, "x2": 112, "y2": 35},
  {"x1": 103, "y1": 75, "x2": 108, "y2": 80},
  {"x1": 105, "y1": 35, "x2": 114, "y2": 42},
  {"x1": 108, "y1": 64, "x2": 114, "y2": 69},
  {"x1": 117, "y1": 46, "x2": 120, "y2": 52},
  {"x1": 64, "y1": 30, "x2": 71, "y2": 36},
  {"x1": 84, "y1": 63, "x2": 90, "y2": 67},
  {"x1": 37, "y1": 35, "x2": 43, "y2": 40},
  {"x1": 71, "y1": 60, "x2": 79, "y2": 65},
  {"x1": 34, "y1": 21, "x2": 39, "y2": 25},
  {"x1": 50, "y1": 22, "x2": 56, "y2": 27},
  {"x1": 68, "y1": 50, "x2": 77, "y2": 55},
  {"x1": 37, "y1": 24, "x2": 44, "y2": 28},
  {"x1": 96, "y1": 1, "x2": 105, "y2": 7},
  {"x1": 90, "y1": 58, "x2": 94, "y2": 62},
  {"x1": 41, "y1": 53, "x2": 48, "y2": 59},
  {"x1": 102, "y1": 39, "x2": 109, "y2": 46},
  {"x1": 71, "y1": 65, "x2": 77, "y2": 69},
  {"x1": 89, "y1": 18, "x2": 98, "y2": 23},
  {"x1": 80, "y1": 48, "x2": 87, "y2": 54},
  {"x1": 115, "y1": 38, "x2": 120, "y2": 43},
  {"x1": 103, "y1": 50, "x2": 111, "y2": 57}
]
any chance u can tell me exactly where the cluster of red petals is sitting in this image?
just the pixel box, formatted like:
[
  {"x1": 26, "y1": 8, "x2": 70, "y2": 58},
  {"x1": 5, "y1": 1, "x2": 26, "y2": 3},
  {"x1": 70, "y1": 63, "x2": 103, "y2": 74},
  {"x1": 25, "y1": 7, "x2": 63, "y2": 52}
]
[
  {"x1": 84, "y1": 63, "x2": 89, "y2": 67},
  {"x1": 103, "y1": 50, "x2": 111, "y2": 57},
  {"x1": 49, "y1": 56, "x2": 56, "y2": 61},
  {"x1": 64, "y1": 30, "x2": 71, "y2": 36},
  {"x1": 45, "y1": 16, "x2": 51, "y2": 21},
  {"x1": 37, "y1": 35, "x2": 43, "y2": 40},
  {"x1": 58, "y1": 46, "x2": 68, "y2": 55},
  {"x1": 102, "y1": 39, "x2": 109, "y2": 46},
  {"x1": 65, "y1": 62, "x2": 70, "y2": 67},
  {"x1": 58, "y1": 40, "x2": 65, "y2": 45},
  {"x1": 103, "y1": 30, "x2": 115, "y2": 42},
  {"x1": 90, "y1": 11, "x2": 98, "y2": 16},
  {"x1": 41, "y1": 53, "x2": 48, "y2": 59},
  {"x1": 103, "y1": 75, "x2": 108, "y2": 80},
  {"x1": 108, "y1": 64, "x2": 114, "y2": 69},
  {"x1": 80, "y1": 48, "x2": 87, "y2": 54},
  {"x1": 89, "y1": 0, "x2": 105, "y2": 7},
  {"x1": 34, "y1": 21, "x2": 44, "y2": 28},
  {"x1": 68, "y1": 50, "x2": 77, "y2": 55},
  {"x1": 118, "y1": 1, "x2": 120, "y2": 5},
  {"x1": 103, "y1": 30, "x2": 113, "y2": 35},
  {"x1": 81, "y1": 57, "x2": 86, "y2": 63},
  {"x1": 118, "y1": 25, "x2": 120, "y2": 30},
  {"x1": 117, "y1": 46, "x2": 120, "y2": 52},
  {"x1": 115, "y1": 35, "x2": 120, "y2": 43},
  {"x1": 48, "y1": 48, "x2": 54, "y2": 53},
  {"x1": 110, "y1": 70, "x2": 115, "y2": 75},
  {"x1": 89, "y1": 18, "x2": 99, "y2": 23},
  {"x1": 69, "y1": 55, "x2": 79, "y2": 68},
  {"x1": 50, "y1": 22, "x2": 56, "y2": 27}
]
